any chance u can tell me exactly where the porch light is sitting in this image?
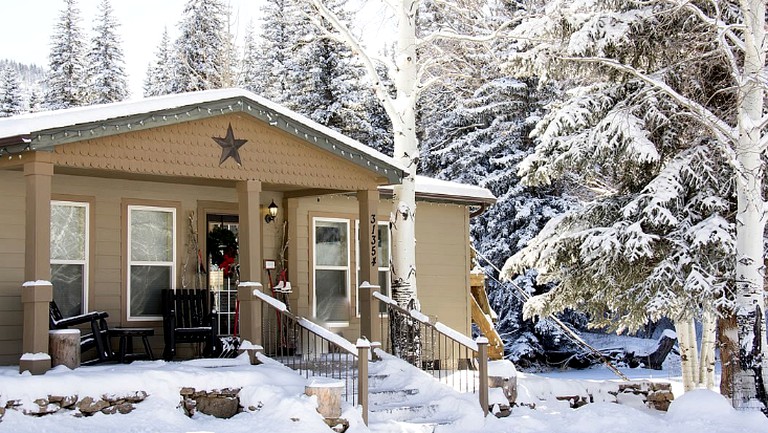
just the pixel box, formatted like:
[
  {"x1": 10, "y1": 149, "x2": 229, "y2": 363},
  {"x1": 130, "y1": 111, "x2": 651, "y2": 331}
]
[{"x1": 265, "y1": 200, "x2": 278, "y2": 223}]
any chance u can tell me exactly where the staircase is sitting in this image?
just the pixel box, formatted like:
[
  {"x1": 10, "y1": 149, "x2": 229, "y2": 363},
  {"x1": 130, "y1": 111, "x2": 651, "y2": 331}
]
[{"x1": 367, "y1": 351, "x2": 485, "y2": 433}]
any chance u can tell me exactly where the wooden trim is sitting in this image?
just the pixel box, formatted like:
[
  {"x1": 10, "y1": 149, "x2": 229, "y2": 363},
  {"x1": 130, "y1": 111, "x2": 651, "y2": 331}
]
[
  {"x1": 51, "y1": 194, "x2": 96, "y2": 314},
  {"x1": 120, "y1": 198, "x2": 182, "y2": 327},
  {"x1": 308, "y1": 211, "x2": 357, "y2": 326}
]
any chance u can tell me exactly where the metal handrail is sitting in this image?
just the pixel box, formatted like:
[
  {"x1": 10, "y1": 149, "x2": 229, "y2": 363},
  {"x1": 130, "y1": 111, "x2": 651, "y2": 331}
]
[
  {"x1": 373, "y1": 290, "x2": 488, "y2": 407},
  {"x1": 251, "y1": 289, "x2": 365, "y2": 408}
]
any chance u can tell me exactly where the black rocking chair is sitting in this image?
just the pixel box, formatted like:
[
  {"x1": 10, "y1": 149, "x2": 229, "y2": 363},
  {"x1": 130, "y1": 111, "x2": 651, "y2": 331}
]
[{"x1": 49, "y1": 301, "x2": 113, "y2": 364}]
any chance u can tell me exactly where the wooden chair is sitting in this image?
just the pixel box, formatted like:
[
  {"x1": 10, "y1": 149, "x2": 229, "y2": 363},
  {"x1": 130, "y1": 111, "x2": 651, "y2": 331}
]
[
  {"x1": 49, "y1": 301, "x2": 113, "y2": 364},
  {"x1": 161, "y1": 289, "x2": 221, "y2": 360}
]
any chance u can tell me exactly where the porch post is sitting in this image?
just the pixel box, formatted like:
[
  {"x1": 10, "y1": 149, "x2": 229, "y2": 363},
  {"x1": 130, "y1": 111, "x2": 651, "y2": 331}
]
[
  {"x1": 237, "y1": 282, "x2": 263, "y2": 346},
  {"x1": 24, "y1": 157, "x2": 53, "y2": 282},
  {"x1": 357, "y1": 189, "x2": 379, "y2": 342},
  {"x1": 237, "y1": 180, "x2": 262, "y2": 283},
  {"x1": 21, "y1": 156, "x2": 54, "y2": 374}
]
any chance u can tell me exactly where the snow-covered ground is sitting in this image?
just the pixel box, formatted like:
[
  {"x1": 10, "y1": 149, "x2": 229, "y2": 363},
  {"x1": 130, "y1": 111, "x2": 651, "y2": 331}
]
[{"x1": 0, "y1": 351, "x2": 766, "y2": 433}]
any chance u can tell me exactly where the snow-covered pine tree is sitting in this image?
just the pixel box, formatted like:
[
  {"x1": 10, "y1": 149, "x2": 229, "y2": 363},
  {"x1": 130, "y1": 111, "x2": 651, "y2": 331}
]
[
  {"x1": 44, "y1": 0, "x2": 88, "y2": 109},
  {"x1": 238, "y1": 21, "x2": 260, "y2": 93},
  {"x1": 144, "y1": 28, "x2": 175, "y2": 97},
  {"x1": 288, "y1": 0, "x2": 389, "y2": 150},
  {"x1": 503, "y1": 0, "x2": 767, "y2": 409},
  {"x1": 254, "y1": 0, "x2": 300, "y2": 103},
  {"x1": 420, "y1": 68, "x2": 576, "y2": 364},
  {"x1": 85, "y1": 0, "x2": 128, "y2": 104},
  {"x1": 171, "y1": 0, "x2": 234, "y2": 92},
  {"x1": 0, "y1": 67, "x2": 25, "y2": 117}
]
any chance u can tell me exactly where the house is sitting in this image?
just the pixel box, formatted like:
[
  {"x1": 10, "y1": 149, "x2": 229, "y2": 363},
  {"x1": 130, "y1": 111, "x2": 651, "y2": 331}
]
[{"x1": 0, "y1": 89, "x2": 495, "y2": 372}]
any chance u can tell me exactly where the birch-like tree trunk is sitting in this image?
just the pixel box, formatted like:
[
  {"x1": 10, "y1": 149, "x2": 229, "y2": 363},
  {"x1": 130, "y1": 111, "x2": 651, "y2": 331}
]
[
  {"x1": 675, "y1": 314, "x2": 717, "y2": 391},
  {"x1": 309, "y1": 0, "x2": 421, "y2": 308},
  {"x1": 699, "y1": 310, "x2": 717, "y2": 390},
  {"x1": 388, "y1": 0, "x2": 420, "y2": 307},
  {"x1": 729, "y1": 0, "x2": 768, "y2": 410},
  {"x1": 675, "y1": 318, "x2": 700, "y2": 391}
]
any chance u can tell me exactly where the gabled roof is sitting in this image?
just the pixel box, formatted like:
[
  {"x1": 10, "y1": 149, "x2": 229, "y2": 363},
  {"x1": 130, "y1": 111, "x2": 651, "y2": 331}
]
[
  {"x1": 0, "y1": 88, "x2": 405, "y2": 184},
  {"x1": 0, "y1": 88, "x2": 496, "y2": 208}
]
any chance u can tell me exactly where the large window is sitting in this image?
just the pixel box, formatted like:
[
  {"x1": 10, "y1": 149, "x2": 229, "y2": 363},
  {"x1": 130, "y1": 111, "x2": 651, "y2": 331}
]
[
  {"x1": 313, "y1": 218, "x2": 350, "y2": 324},
  {"x1": 357, "y1": 221, "x2": 391, "y2": 314},
  {"x1": 127, "y1": 205, "x2": 176, "y2": 320},
  {"x1": 50, "y1": 201, "x2": 89, "y2": 317}
]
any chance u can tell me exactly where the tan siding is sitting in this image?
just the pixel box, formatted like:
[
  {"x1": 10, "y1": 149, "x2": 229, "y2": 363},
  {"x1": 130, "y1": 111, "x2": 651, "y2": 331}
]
[
  {"x1": 52, "y1": 114, "x2": 381, "y2": 191},
  {"x1": 0, "y1": 171, "x2": 25, "y2": 362},
  {"x1": 291, "y1": 195, "x2": 472, "y2": 341}
]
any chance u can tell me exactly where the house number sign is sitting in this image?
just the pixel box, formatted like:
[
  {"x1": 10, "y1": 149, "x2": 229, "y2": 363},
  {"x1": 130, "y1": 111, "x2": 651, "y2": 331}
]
[{"x1": 370, "y1": 214, "x2": 378, "y2": 267}]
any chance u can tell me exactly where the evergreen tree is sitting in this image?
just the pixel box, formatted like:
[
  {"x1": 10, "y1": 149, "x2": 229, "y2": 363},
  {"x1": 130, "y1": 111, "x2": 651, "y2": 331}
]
[
  {"x1": 171, "y1": 0, "x2": 234, "y2": 92},
  {"x1": 238, "y1": 21, "x2": 260, "y2": 93},
  {"x1": 503, "y1": 0, "x2": 768, "y2": 406},
  {"x1": 144, "y1": 28, "x2": 175, "y2": 97},
  {"x1": 44, "y1": 0, "x2": 87, "y2": 109},
  {"x1": 85, "y1": 0, "x2": 129, "y2": 104},
  {"x1": 0, "y1": 67, "x2": 25, "y2": 117},
  {"x1": 256, "y1": 0, "x2": 300, "y2": 103}
]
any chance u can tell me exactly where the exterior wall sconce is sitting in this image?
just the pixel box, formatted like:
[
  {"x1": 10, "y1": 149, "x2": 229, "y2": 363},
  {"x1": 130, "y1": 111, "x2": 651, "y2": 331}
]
[{"x1": 265, "y1": 200, "x2": 278, "y2": 223}]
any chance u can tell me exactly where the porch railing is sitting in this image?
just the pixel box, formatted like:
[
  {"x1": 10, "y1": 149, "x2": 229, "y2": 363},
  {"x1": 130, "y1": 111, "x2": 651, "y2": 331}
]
[
  {"x1": 246, "y1": 287, "x2": 370, "y2": 420},
  {"x1": 370, "y1": 288, "x2": 489, "y2": 413}
]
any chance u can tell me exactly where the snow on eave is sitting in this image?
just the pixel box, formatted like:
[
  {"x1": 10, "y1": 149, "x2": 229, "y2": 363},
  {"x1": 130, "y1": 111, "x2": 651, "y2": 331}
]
[
  {"x1": 0, "y1": 88, "x2": 405, "y2": 184},
  {"x1": 379, "y1": 175, "x2": 497, "y2": 209}
]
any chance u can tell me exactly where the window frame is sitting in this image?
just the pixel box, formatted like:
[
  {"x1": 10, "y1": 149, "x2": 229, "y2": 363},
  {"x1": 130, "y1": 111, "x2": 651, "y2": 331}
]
[
  {"x1": 126, "y1": 204, "x2": 177, "y2": 321},
  {"x1": 50, "y1": 199, "x2": 90, "y2": 315},
  {"x1": 312, "y1": 216, "x2": 351, "y2": 326},
  {"x1": 355, "y1": 220, "x2": 391, "y2": 316}
]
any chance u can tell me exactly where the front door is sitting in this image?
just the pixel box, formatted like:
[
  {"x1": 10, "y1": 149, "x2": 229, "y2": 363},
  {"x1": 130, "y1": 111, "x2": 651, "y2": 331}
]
[{"x1": 207, "y1": 214, "x2": 239, "y2": 336}]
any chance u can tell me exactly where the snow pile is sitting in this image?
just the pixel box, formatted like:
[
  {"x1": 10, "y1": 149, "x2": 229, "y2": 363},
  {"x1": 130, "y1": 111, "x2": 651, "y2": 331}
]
[{"x1": 1, "y1": 352, "x2": 767, "y2": 433}]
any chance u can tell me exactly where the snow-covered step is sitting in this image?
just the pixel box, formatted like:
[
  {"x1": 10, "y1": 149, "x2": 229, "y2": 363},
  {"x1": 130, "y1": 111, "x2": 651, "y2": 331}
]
[
  {"x1": 369, "y1": 401, "x2": 440, "y2": 419},
  {"x1": 369, "y1": 387, "x2": 420, "y2": 403},
  {"x1": 364, "y1": 351, "x2": 483, "y2": 432}
]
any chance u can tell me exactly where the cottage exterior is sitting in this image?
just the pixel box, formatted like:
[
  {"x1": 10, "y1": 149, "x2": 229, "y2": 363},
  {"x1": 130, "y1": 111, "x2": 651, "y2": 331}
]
[{"x1": 0, "y1": 89, "x2": 494, "y2": 371}]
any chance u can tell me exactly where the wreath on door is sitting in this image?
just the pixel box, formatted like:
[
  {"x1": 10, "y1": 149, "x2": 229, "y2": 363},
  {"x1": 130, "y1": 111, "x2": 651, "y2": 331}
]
[{"x1": 207, "y1": 226, "x2": 238, "y2": 278}]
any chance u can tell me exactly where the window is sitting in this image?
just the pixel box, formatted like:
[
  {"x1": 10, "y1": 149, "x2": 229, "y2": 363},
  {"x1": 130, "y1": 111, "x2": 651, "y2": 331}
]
[
  {"x1": 356, "y1": 221, "x2": 391, "y2": 314},
  {"x1": 313, "y1": 218, "x2": 350, "y2": 324},
  {"x1": 50, "y1": 201, "x2": 89, "y2": 317},
  {"x1": 127, "y1": 205, "x2": 176, "y2": 320}
]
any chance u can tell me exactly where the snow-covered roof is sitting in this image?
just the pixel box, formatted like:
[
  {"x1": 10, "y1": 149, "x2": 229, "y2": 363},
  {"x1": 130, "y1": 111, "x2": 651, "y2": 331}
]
[
  {"x1": 379, "y1": 175, "x2": 496, "y2": 208},
  {"x1": 0, "y1": 88, "x2": 406, "y2": 183},
  {"x1": 0, "y1": 88, "x2": 495, "y2": 207}
]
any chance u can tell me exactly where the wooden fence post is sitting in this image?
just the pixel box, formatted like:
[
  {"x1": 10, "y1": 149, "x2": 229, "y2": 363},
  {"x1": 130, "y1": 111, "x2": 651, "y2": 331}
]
[
  {"x1": 357, "y1": 338, "x2": 370, "y2": 425},
  {"x1": 477, "y1": 336, "x2": 489, "y2": 416}
]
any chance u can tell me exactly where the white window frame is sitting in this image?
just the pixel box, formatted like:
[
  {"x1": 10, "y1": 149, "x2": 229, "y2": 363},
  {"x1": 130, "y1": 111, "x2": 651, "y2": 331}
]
[
  {"x1": 312, "y1": 217, "x2": 351, "y2": 327},
  {"x1": 127, "y1": 205, "x2": 176, "y2": 321},
  {"x1": 355, "y1": 220, "x2": 391, "y2": 316},
  {"x1": 50, "y1": 200, "x2": 90, "y2": 314}
]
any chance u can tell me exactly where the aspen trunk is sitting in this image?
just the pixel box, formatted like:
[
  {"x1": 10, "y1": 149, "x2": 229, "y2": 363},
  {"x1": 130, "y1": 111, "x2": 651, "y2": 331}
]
[
  {"x1": 389, "y1": 0, "x2": 420, "y2": 309},
  {"x1": 675, "y1": 318, "x2": 699, "y2": 391},
  {"x1": 731, "y1": 0, "x2": 768, "y2": 411},
  {"x1": 699, "y1": 310, "x2": 717, "y2": 389}
]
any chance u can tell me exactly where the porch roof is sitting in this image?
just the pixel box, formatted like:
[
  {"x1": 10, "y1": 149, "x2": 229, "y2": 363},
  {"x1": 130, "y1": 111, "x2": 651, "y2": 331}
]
[
  {"x1": 379, "y1": 176, "x2": 496, "y2": 208},
  {"x1": 0, "y1": 88, "x2": 406, "y2": 184}
]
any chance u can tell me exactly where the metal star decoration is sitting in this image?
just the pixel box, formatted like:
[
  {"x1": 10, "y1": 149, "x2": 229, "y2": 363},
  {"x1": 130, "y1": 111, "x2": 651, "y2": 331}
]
[{"x1": 212, "y1": 123, "x2": 248, "y2": 166}]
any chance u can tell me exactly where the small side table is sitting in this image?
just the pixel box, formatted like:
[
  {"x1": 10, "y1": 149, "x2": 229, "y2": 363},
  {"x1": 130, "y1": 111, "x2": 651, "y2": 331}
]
[{"x1": 109, "y1": 328, "x2": 155, "y2": 363}]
